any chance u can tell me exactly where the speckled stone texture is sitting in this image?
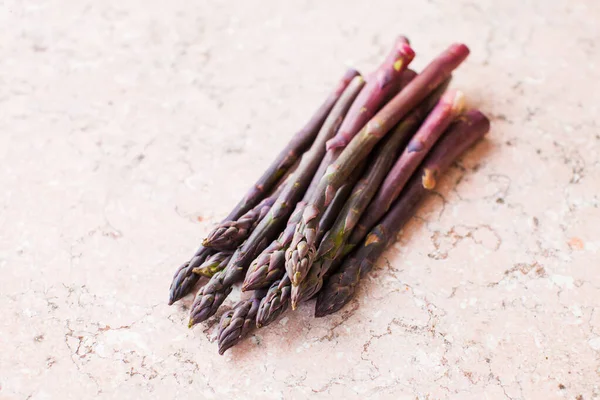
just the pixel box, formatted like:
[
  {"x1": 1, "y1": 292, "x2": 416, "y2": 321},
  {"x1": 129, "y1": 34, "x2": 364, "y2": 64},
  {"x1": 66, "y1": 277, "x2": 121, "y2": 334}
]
[{"x1": 1, "y1": 0, "x2": 599, "y2": 399}]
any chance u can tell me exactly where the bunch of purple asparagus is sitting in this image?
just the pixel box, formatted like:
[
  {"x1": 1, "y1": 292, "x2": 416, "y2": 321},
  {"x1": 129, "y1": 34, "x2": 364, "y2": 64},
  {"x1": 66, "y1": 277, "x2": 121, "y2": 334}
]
[{"x1": 168, "y1": 37, "x2": 490, "y2": 354}]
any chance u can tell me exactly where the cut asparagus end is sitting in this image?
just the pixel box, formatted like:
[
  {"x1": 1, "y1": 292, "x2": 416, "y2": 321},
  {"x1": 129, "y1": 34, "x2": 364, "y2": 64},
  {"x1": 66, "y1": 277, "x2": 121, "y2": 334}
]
[
  {"x1": 421, "y1": 168, "x2": 438, "y2": 190},
  {"x1": 440, "y1": 89, "x2": 466, "y2": 115},
  {"x1": 393, "y1": 42, "x2": 416, "y2": 71}
]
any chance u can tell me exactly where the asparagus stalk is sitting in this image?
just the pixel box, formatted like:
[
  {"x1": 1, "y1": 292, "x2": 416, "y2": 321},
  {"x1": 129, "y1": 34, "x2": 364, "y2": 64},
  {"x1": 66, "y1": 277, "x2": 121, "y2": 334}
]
[
  {"x1": 203, "y1": 176, "x2": 288, "y2": 251},
  {"x1": 251, "y1": 168, "x2": 365, "y2": 328},
  {"x1": 381, "y1": 69, "x2": 417, "y2": 105},
  {"x1": 316, "y1": 169, "x2": 362, "y2": 241},
  {"x1": 256, "y1": 275, "x2": 291, "y2": 328},
  {"x1": 242, "y1": 164, "x2": 361, "y2": 291},
  {"x1": 299, "y1": 50, "x2": 417, "y2": 202},
  {"x1": 168, "y1": 247, "x2": 213, "y2": 305},
  {"x1": 241, "y1": 152, "x2": 325, "y2": 292},
  {"x1": 288, "y1": 43, "x2": 469, "y2": 287},
  {"x1": 327, "y1": 36, "x2": 414, "y2": 151},
  {"x1": 167, "y1": 69, "x2": 359, "y2": 305},
  {"x1": 241, "y1": 204, "x2": 303, "y2": 291},
  {"x1": 256, "y1": 83, "x2": 452, "y2": 315},
  {"x1": 226, "y1": 68, "x2": 360, "y2": 221},
  {"x1": 290, "y1": 85, "x2": 449, "y2": 307},
  {"x1": 348, "y1": 89, "x2": 465, "y2": 247},
  {"x1": 254, "y1": 48, "x2": 417, "y2": 293},
  {"x1": 188, "y1": 76, "x2": 366, "y2": 326},
  {"x1": 217, "y1": 289, "x2": 267, "y2": 355},
  {"x1": 191, "y1": 251, "x2": 233, "y2": 277},
  {"x1": 315, "y1": 109, "x2": 490, "y2": 317},
  {"x1": 243, "y1": 50, "x2": 402, "y2": 292},
  {"x1": 307, "y1": 44, "x2": 417, "y2": 203}
]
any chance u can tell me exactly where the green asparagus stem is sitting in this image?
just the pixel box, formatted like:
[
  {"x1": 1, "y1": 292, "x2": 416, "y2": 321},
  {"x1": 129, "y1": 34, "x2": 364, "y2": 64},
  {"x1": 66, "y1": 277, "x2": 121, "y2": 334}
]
[
  {"x1": 288, "y1": 44, "x2": 469, "y2": 288},
  {"x1": 348, "y1": 89, "x2": 465, "y2": 247},
  {"x1": 256, "y1": 275, "x2": 291, "y2": 328},
  {"x1": 225, "y1": 68, "x2": 360, "y2": 221},
  {"x1": 315, "y1": 109, "x2": 490, "y2": 317},
  {"x1": 290, "y1": 87, "x2": 447, "y2": 306},
  {"x1": 167, "y1": 69, "x2": 359, "y2": 306},
  {"x1": 191, "y1": 251, "x2": 233, "y2": 278},
  {"x1": 188, "y1": 76, "x2": 366, "y2": 326},
  {"x1": 217, "y1": 289, "x2": 267, "y2": 355},
  {"x1": 203, "y1": 176, "x2": 288, "y2": 251}
]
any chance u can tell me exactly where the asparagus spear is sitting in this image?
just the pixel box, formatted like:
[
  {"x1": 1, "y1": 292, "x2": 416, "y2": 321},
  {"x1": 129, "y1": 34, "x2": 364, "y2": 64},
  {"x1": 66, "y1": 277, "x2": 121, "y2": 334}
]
[
  {"x1": 348, "y1": 89, "x2": 465, "y2": 247},
  {"x1": 242, "y1": 205, "x2": 303, "y2": 291},
  {"x1": 188, "y1": 76, "x2": 366, "y2": 326},
  {"x1": 327, "y1": 36, "x2": 414, "y2": 151},
  {"x1": 302, "y1": 46, "x2": 417, "y2": 199},
  {"x1": 167, "y1": 69, "x2": 358, "y2": 305},
  {"x1": 258, "y1": 174, "x2": 368, "y2": 323},
  {"x1": 243, "y1": 51, "x2": 405, "y2": 292},
  {"x1": 315, "y1": 109, "x2": 490, "y2": 317},
  {"x1": 225, "y1": 68, "x2": 360, "y2": 221},
  {"x1": 290, "y1": 85, "x2": 449, "y2": 307},
  {"x1": 242, "y1": 162, "x2": 362, "y2": 291},
  {"x1": 256, "y1": 83, "x2": 451, "y2": 317},
  {"x1": 250, "y1": 167, "x2": 366, "y2": 329},
  {"x1": 307, "y1": 44, "x2": 417, "y2": 202},
  {"x1": 381, "y1": 69, "x2": 417, "y2": 105},
  {"x1": 216, "y1": 289, "x2": 267, "y2": 355},
  {"x1": 251, "y1": 45, "x2": 417, "y2": 293},
  {"x1": 316, "y1": 168, "x2": 362, "y2": 241},
  {"x1": 261, "y1": 55, "x2": 416, "y2": 294},
  {"x1": 288, "y1": 43, "x2": 469, "y2": 287},
  {"x1": 168, "y1": 247, "x2": 213, "y2": 305},
  {"x1": 203, "y1": 176, "x2": 288, "y2": 251},
  {"x1": 242, "y1": 158, "x2": 322, "y2": 293},
  {"x1": 271, "y1": 91, "x2": 433, "y2": 311},
  {"x1": 256, "y1": 275, "x2": 291, "y2": 328},
  {"x1": 191, "y1": 251, "x2": 233, "y2": 277}
]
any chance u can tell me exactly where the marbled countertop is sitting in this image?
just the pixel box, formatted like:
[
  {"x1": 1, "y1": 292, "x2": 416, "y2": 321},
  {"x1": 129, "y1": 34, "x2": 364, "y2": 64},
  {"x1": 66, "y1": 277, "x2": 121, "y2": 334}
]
[{"x1": 1, "y1": 0, "x2": 599, "y2": 399}]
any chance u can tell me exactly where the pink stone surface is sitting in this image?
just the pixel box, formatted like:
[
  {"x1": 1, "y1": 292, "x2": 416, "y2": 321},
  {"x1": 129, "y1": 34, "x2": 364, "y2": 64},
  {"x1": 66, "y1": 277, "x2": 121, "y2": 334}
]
[{"x1": 1, "y1": 0, "x2": 599, "y2": 399}]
